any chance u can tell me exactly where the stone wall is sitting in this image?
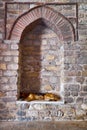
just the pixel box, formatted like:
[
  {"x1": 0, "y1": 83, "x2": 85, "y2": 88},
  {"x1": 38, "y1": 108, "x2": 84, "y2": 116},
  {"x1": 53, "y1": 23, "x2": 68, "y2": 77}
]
[
  {"x1": 0, "y1": 39, "x2": 87, "y2": 121},
  {"x1": 0, "y1": 0, "x2": 87, "y2": 40},
  {"x1": 0, "y1": 0, "x2": 87, "y2": 121}
]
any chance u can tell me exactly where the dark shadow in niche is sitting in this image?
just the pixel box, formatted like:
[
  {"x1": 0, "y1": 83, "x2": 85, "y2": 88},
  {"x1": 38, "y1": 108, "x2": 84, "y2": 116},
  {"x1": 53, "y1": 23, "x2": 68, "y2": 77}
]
[
  {"x1": 18, "y1": 18, "x2": 61, "y2": 101},
  {"x1": 18, "y1": 19, "x2": 43, "y2": 99}
]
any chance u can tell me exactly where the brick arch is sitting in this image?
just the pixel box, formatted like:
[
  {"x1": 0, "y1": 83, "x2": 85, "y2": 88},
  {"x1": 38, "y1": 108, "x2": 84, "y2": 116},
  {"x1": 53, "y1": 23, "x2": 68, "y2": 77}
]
[{"x1": 8, "y1": 6, "x2": 75, "y2": 41}]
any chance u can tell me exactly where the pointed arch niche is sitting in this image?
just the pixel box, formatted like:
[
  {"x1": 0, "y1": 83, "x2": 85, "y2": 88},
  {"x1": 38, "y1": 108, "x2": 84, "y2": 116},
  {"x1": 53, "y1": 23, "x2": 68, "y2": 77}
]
[{"x1": 10, "y1": 6, "x2": 75, "y2": 103}]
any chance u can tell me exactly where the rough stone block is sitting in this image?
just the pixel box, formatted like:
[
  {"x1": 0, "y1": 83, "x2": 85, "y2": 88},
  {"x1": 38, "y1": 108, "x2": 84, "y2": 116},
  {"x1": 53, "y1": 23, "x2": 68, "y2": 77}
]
[
  {"x1": 0, "y1": 63, "x2": 6, "y2": 70},
  {"x1": 3, "y1": 70, "x2": 17, "y2": 76},
  {"x1": 84, "y1": 98, "x2": 87, "y2": 104},
  {"x1": 77, "y1": 52, "x2": 87, "y2": 64},
  {"x1": 83, "y1": 65, "x2": 87, "y2": 70},
  {"x1": 64, "y1": 84, "x2": 81, "y2": 91},
  {"x1": 7, "y1": 64, "x2": 18, "y2": 70},
  {"x1": 0, "y1": 77, "x2": 8, "y2": 83},
  {"x1": 0, "y1": 33, "x2": 2, "y2": 39},
  {"x1": 0, "y1": 56, "x2": 3, "y2": 61},
  {"x1": 0, "y1": 9, "x2": 4, "y2": 19},
  {"x1": 46, "y1": 55, "x2": 55, "y2": 60},
  {"x1": 0, "y1": 70, "x2": 2, "y2": 76},
  {"x1": 80, "y1": 92, "x2": 87, "y2": 96},
  {"x1": 13, "y1": 57, "x2": 18, "y2": 63},
  {"x1": 44, "y1": 85, "x2": 52, "y2": 91},
  {"x1": 64, "y1": 97, "x2": 74, "y2": 103},
  {"x1": 0, "y1": 102, "x2": 6, "y2": 109},
  {"x1": 83, "y1": 85, "x2": 87, "y2": 91},
  {"x1": 71, "y1": 91, "x2": 78, "y2": 96},
  {"x1": 81, "y1": 104, "x2": 87, "y2": 111},
  {"x1": 2, "y1": 51, "x2": 19, "y2": 56},
  {"x1": 0, "y1": 91, "x2": 6, "y2": 97},
  {"x1": 0, "y1": 2, "x2": 3, "y2": 8},
  {"x1": 63, "y1": 77, "x2": 74, "y2": 83},
  {"x1": 64, "y1": 91, "x2": 70, "y2": 96},
  {"x1": 9, "y1": 77, "x2": 17, "y2": 84},
  {"x1": 82, "y1": 71, "x2": 87, "y2": 76},
  {"x1": 4, "y1": 56, "x2": 12, "y2": 61},
  {"x1": 76, "y1": 97, "x2": 83, "y2": 103},
  {"x1": 17, "y1": 110, "x2": 26, "y2": 116},
  {"x1": 2, "y1": 97, "x2": 17, "y2": 102},
  {"x1": 42, "y1": 39, "x2": 47, "y2": 45},
  {"x1": 49, "y1": 77, "x2": 58, "y2": 83},
  {"x1": 76, "y1": 77, "x2": 84, "y2": 84},
  {"x1": 45, "y1": 66, "x2": 58, "y2": 71},
  {"x1": 11, "y1": 44, "x2": 18, "y2": 50},
  {"x1": 76, "y1": 109, "x2": 86, "y2": 120}
]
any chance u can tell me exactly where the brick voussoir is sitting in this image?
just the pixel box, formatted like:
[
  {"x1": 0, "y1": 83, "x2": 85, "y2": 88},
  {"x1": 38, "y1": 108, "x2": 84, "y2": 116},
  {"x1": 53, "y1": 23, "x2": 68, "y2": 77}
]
[{"x1": 9, "y1": 6, "x2": 75, "y2": 42}]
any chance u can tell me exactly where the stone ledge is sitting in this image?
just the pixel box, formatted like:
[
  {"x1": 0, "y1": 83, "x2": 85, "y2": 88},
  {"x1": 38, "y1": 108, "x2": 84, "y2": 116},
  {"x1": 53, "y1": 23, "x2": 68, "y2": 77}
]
[{"x1": 16, "y1": 100, "x2": 64, "y2": 105}]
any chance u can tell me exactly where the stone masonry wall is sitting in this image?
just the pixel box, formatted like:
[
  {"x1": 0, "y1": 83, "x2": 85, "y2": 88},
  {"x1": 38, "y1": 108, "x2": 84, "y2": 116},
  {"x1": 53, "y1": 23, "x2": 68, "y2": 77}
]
[
  {"x1": 0, "y1": 0, "x2": 87, "y2": 40},
  {"x1": 1, "y1": 40, "x2": 87, "y2": 121},
  {"x1": 0, "y1": 0, "x2": 87, "y2": 121}
]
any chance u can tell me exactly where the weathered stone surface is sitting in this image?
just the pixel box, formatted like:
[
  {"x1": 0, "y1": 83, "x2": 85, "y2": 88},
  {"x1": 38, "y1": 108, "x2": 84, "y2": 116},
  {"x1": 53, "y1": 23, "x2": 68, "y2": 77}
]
[
  {"x1": 71, "y1": 91, "x2": 78, "y2": 96},
  {"x1": 2, "y1": 97, "x2": 17, "y2": 102},
  {"x1": 2, "y1": 51, "x2": 19, "y2": 56},
  {"x1": 0, "y1": 91, "x2": 6, "y2": 97},
  {"x1": 7, "y1": 64, "x2": 18, "y2": 70},
  {"x1": 0, "y1": 1, "x2": 87, "y2": 121},
  {"x1": 64, "y1": 70, "x2": 81, "y2": 76},
  {"x1": 0, "y1": 77, "x2": 8, "y2": 83},
  {"x1": 0, "y1": 70, "x2": 2, "y2": 76},
  {"x1": 77, "y1": 52, "x2": 87, "y2": 64},
  {"x1": 11, "y1": 44, "x2": 18, "y2": 50},
  {"x1": 76, "y1": 77, "x2": 84, "y2": 84},
  {"x1": 32, "y1": 104, "x2": 46, "y2": 110},
  {"x1": 0, "y1": 9, "x2": 4, "y2": 19},
  {"x1": 27, "y1": 110, "x2": 38, "y2": 119},
  {"x1": 80, "y1": 92, "x2": 87, "y2": 96},
  {"x1": 6, "y1": 91, "x2": 17, "y2": 97},
  {"x1": 19, "y1": 103, "x2": 30, "y2": 110},
  {"x1": 63, "y1": 77, "x2": 74, "y2": 83},
  {"x1": 83, "y1": 85, "x2": 87, "y2": 91},
  {"x1": 64, "y1": 91, "x2": 70, "y2": 96},
  {"x1": 64, "y1": 84, "x2": 81, "y2": 91},
  {"x1": 0, "y1": 102, "x2": 6, "y2": 109},
  {"x1": 0, "y1": 2, "x2": 3, "y2": 8},
  {"x1": 17, "y1": 110, "x2": 26, "y2": 116},
  {"x1": 3, "y1": 71, "x2": 17, "y2": 76},
  {"x1": 81, "y1": 104, "x2": 87, "y2": 111},
  {"x1": 76, "y1": 109, "x2": 86, "y2": 120},
  {"x1": 82, "y1": 71, "x2": 87, "y2": 77},
  {"x1": 4, "y1": 56, "x2": 12, "y2": 61},
  {"x1": 0, "y1": 43, "x2": 7, "y2": 50},
  {"x1": 9, "y1": 77, "x2": 17, "y2": 84},
  {"x1": 44, "y1": 85, "x2": 52, "y2": 91},
  {"x1": 83, "y1": 65, "x2": 87, "y2": 70},
  {"x1": 64, "y1": 97, "x2": 74, "y2": 103},
  {"x1": 76, "y1": 97, "x2": 83, "y2": 103},
  {"x1": 84, "y1": 98, "x2": 87, "y2": 104},
  {"x1": 45, "y1": 66, "x2": 58, "y2": 71},
  {"x1": 0, "y1": 63, "x2": 6, "y2": 70},
  {"x1": 46, "y1": 55, "x2": 55, "y2": 60},
  {"x1": 13, "y1": 57, "x2": 18, "y2": 63},
  {"x1": 49, "y1": 77, "x2": 58, "y2": 83}
]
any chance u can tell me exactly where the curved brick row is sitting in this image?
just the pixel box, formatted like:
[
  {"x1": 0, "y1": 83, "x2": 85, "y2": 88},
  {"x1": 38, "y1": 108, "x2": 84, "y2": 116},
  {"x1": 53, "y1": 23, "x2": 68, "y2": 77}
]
[{"x1": 9, "y1": 6, "x2": 75, "y2": 41}]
